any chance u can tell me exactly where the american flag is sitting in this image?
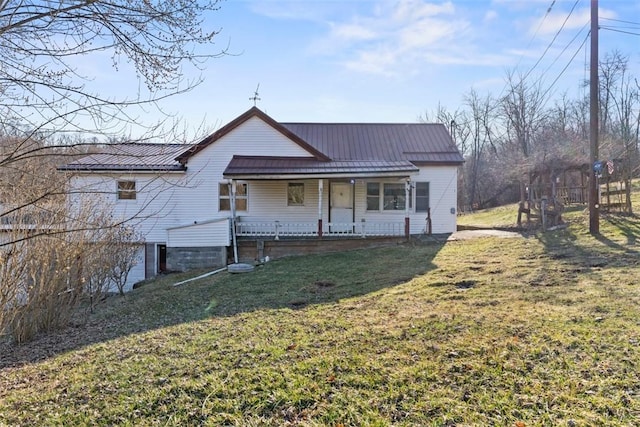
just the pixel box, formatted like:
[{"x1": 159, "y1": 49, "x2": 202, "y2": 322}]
[{"x1": 606, "y1": 160, "x2": 615, "y2": 175}]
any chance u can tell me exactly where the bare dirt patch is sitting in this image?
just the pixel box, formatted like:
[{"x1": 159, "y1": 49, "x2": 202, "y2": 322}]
[{"x1": 448, "y1": 229, "x2": 524, "y2": 240}]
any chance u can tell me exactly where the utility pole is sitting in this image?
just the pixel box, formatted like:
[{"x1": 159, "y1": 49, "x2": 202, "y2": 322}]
[{"x1": 589, "y1": 0, "x2": 599, "y2": 234}]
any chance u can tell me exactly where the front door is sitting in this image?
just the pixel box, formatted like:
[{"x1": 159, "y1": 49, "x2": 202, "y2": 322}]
[{"x1": 330, "y1": 182, "x2": 354, "y2": 232}]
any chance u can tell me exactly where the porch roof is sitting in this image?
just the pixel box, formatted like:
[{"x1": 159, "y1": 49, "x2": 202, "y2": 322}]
[{"x1": 223, "y1": 155, "x2": 418, "y2": 179}]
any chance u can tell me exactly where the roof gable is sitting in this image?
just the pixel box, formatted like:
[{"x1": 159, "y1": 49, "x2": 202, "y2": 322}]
[{"x1": 175, "y1": 107, "x2": 330, "y2": 163}]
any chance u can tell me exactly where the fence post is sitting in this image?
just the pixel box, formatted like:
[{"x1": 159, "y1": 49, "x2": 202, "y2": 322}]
[
  {"x1": 275, "y1": 220, "x2": 280, "y2": 240},
  {"x1": 361, "y1": 219, "x2": 366, "y2": 238}
]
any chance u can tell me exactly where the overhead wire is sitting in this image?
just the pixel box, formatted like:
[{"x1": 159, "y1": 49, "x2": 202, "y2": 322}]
[
  {"x1": 521, "y1": 0, "x2": 581, "y2": 82},
  {"x1": 535, "y1": 20, "x2": 590, "y2": 88},
  {"x1": 514, "y1": 0, "x2": 556, "y2": 71},
  {"x1": 599, "y1": 27, "x2": 640, "y2": 37},
  {"x1": 489, "y1": 0, "x2": 588, "y2": 145},
  {"x1": 599, "y1": 17, "x2": 640, "y2": 27},
  {"x1": 540, "y1": 30, "x2": 591, "y2": 103}
]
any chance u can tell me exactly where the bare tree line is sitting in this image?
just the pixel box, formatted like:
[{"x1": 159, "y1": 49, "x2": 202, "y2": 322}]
[
  {"x1": 424, "y1": 51, "x2": 640, "y2": 212},
  {"x1": 1, "y1": 1, "x2": 225, "y2": 343}
]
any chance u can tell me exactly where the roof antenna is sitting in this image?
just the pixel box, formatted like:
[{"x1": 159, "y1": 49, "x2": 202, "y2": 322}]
[{"x1": 249, "y1": 83, "x2": 261, "y2": 107}]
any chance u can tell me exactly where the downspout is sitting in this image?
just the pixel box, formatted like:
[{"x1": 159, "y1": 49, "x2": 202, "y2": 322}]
[
  {"x1": 230, "y1": 180, "x2": 239, "y2": 264},
  {"x1": 404, "y1": 179, "x2": 411, "y2": 238},
  {"x1": 317, "y1": 179, "x2": 323, "y2": 238}
]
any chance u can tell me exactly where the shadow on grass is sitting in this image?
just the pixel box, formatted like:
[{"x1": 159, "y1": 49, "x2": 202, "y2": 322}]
[
  {"x1": 534, "y1": 212, "x2": 640, "y2": 278},
  {"x1": 0, "y1": 239, "x2": 446, "y2": 369}
]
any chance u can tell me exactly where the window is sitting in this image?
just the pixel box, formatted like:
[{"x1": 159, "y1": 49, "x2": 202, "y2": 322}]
[
  {"x1": 219, "y1": 182, "x2": 247, "y2": 211},
  {"x1": 415, "y1": 182, "x2": 430, "y2": 212},
  {"x1": 383, "y1": 183, "x2": 406, "y2": 211},
  {"x1": 287, "y1": 183, "x2": 304, "y2": 206},
  {"x1": 366, "y1": 182, "x2": 380, "y2": 211},
  {"x1": 367, "y1": 182, "x2": 413, "y2": 211},
  {"x1": 117, "y1": 180, "x2": 136, "y2": 200}
]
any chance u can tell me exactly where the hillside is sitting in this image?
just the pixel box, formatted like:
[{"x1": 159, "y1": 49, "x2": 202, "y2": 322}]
[{"x1": 1, "y1": 207, "x2": 640, "y2": 425}]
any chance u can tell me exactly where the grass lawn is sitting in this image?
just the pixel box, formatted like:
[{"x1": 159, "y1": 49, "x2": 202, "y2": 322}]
[{"x1": 1, "y1": 207, "x2": 640, "y2": 425}]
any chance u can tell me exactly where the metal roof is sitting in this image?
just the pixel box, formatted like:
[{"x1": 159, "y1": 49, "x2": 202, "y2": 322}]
[
  {"x1": 281, "y1": 122, "x2": 463, "y2": 164},
  {"x1": 58, "y1": 143, "x2": 189, "y2": 172},
  {"x1": 60, "y1": 108, "x2": 463, "y2": 175},
  {"x1": 223, "y1": 156, "x2": 419, "y2": 179}
]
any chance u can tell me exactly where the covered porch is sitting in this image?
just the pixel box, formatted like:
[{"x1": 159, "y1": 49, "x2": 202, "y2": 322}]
[{"x1": 223, "y1": 155, "x2": 426, "y2": 240}]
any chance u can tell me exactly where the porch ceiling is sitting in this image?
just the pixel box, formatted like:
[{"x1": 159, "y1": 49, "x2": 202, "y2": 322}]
[{"x1": 222, "y1": 155, "x2": 419, "y2": 180}]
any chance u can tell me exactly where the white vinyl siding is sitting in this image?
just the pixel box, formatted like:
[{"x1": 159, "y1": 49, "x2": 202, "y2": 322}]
[
  {"x1": 236, "y1": 180, "x2": 325, "y2": 222},
  {"x1": 69, "y1": 173, "x2": 185, "y2": 243},
  {"x1": 172, "y1": 116, "x2": 315, "y2": 223},
  {"x1": 167, "y1": 219, "x2": 231, "y2": 247},
  {"x1": 354, "y1": 168, "x2": 457, "y2": 234}
]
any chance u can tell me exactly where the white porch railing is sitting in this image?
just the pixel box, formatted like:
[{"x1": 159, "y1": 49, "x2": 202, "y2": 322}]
[{"x1": 235, "y1": 219, "x2": 405, "y2": 239}]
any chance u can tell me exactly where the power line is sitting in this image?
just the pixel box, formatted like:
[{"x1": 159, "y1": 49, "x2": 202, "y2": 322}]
[
  {"x1": 521, "y1": 0, "x2": 581, "y2": 82},
  {"x1": 600, "y1": 17, "x2": 640, "y2": 27},
  {"x1": 540, "y1": 31, "x2": 590, "y2": 105},
  {"x1": 536, "y1": 21, "x2": 590, "y2": 88},
  {"x1": 599, "y1": 26, "x2": 640, "y2": 37},
  {"x1": 516, "y1": 0, "x2": 556, "y2": 70}
]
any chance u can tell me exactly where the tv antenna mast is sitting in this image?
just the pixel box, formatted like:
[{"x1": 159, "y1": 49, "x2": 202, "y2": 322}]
[{"x1": 249, "y1": 84, "x2": 261, "y2": 106}]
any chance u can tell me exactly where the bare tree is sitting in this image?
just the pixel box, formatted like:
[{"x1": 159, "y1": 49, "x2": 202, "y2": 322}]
[
  {"x1": 0, "y1": 0, "x2": 225, "y2": 140},
  {"x1": 598, "y1": 51, "x2": 640, "y2": 213},
  {"x1": 499, "y1": 71, "x2": 548, "y2": 159},
  {"x1": 0, "y1": 0, "x2": 225, "y2": 241},
  {"x1": 107, "y1": 226, "x2": 144, "y2": 296},
  {"x1": 463, "y1": 89, "x2": 497, "y2": 210},
  {"x1": 0, "y1": 145, "x2": 143, "y2": 343}
]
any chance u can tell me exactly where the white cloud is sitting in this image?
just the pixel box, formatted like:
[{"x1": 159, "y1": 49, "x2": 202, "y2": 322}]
[
  {"x1": 330, "y1": 22, "x2": 378, "y2": 42},
  {"x1": 313, "y1": 0, "x2": 476, "y2": 76},
  {"x1": 484, "y1": 10, "x2": 498, "y2": 22}
]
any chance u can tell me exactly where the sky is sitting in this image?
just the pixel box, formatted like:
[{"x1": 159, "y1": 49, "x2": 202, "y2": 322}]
[{"x1": 93, "y1": 0, "x2": 640, "y2": 139}]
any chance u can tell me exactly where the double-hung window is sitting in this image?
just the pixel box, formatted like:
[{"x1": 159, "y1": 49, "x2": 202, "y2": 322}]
[
  {"x1": 415, "y1": 182, "x2": 430, "y2": 212},
  {"x1": 219, "y1": 182, "x2": 248, "y2": 211},
  {"x1": 366, "y1": 183, "x2": 380, "y2": 211}
]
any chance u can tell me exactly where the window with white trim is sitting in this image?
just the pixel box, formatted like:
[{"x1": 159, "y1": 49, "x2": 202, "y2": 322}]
[
  {"x1": 219, "y1": 182, "x2": 248, "y2": 211},
  {"x1": 415, "y1": 182, "x2": 430, "y2": 212},
  {"x1": 117, "y1": 180, "x2": 136, "y2": 200},
  {"x1": 367, "y1": 181, "x2": 421, "y2": 211},
  {"x1": 287, "y1": 182, "x2": 305, "y2": 206},
  {"x1": 366, "y1": 182, "x2": 380, "y2": 211},
  {"x1": 383, "y1": 183, "x2": 407, "y2": 211}
]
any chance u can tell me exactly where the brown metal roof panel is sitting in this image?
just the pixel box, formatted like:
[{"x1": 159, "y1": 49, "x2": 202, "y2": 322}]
[
  {"x1": 406, "y1": 152, "x2": 465, "y2": 163},
  {"x1": 223, "y1": 156, "x2": 418, "y2": 176},
  {"x1": 280, "y1": 122, "x2": 460, "y2": 162},
  {"x1": 58, "y1": 143, "x2": 189, "y2": 171}
]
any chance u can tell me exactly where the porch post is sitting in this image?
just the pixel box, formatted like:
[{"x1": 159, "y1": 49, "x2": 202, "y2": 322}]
[
  {"x1": 317, "y1": 179, "x2": 323, "y2": 238},
  {"x1": 404, "y1": 180, "x2": 410, "y2": 238},
  {"x1": 230, "y1": 179, "x2": 239, "y2": 264}
]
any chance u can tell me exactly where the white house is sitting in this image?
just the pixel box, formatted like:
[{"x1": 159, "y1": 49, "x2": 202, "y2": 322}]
[{"x1": 59, "y1": 107, "x2": 464, "y2": 290}]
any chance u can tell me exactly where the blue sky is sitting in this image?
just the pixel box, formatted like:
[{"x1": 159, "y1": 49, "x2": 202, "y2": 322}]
[{"x1": 100, "y1": 0, "x2": 640, "y2": 138}]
